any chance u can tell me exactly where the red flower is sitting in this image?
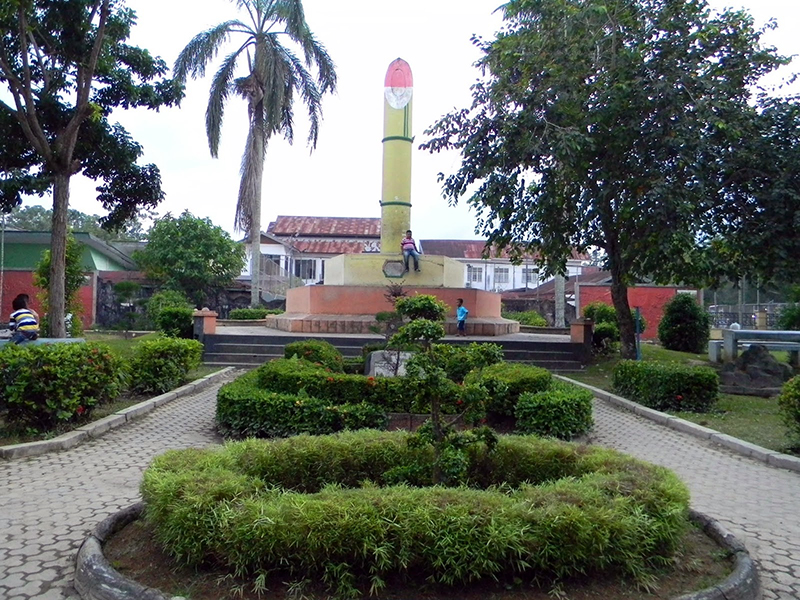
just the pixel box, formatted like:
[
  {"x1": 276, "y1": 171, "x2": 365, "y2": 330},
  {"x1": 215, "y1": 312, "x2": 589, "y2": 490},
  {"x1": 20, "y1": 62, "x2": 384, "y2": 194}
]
[
  {"x1": 456, "y1": 400, "x2": 464, "y2": 406},
  {"x1": 676, "y1": 395, "x2": 683, "y2": 401},
  {"x1": 367, "y1": 377, "x2": 375, "y2": 382},
  {"x1": 76, "y1": 406, "x2": 85, "y2": 415},
  {"x1": 327, "y1": 377, "x2": 334, "y2": 382}
]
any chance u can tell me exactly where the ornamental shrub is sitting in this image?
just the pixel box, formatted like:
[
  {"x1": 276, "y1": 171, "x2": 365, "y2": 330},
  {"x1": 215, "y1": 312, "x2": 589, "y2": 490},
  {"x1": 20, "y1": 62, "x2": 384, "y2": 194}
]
[
  {"x1": 658, "y1": 293, "x2": 711, "y2": 353},
  {"x1": 395, "y1": 294, "x2": 448, "y2": 321},
  {"x1": 216, "y1": 372, "x2": 387, "y2": 438},
  {"x1": 583, "y1": 301, "x2": 617, "y2": 325},
  {"x1": 228, "y1": 307, "x2": 284, "y2": 320},
  {"x1": 155, "y1": 306, "x2": 194, "y2": 338},
  {"x1": 777, "y1": 304, "x2": 800, "y2": 330},
  {"x1": 778, "y1": 376, "x2": 800, "y2": 447},
  {"x1": 592, "y1": 321, "x2": 619, "y2": 352},
  {"x1": 501, "y1": 310, "x2": 548, "y2": 327},
  {"x1": 463, "y1": 362, "x2": 552, "y2": 416},
  {"x1": 613, "y1": 360, "x2": 718, "y2": 412},
  {"x1": 284, "y1": 339, "x2": 344, "y2": 372},
  {"x1": 147, "y1": 290, "x2": 193, "y2": 325},
  {"x1": 142, "y1": 431, "x2": 689, "y2": 597},
  {"x1": 129, "y1": 337, "x2": 203, "y2": 394},
  {"x1": 0, "y1": 342, "x2": 123, "y2": 430},
  {"x1": 430, "y1": 342, "x2": 505, "y2": 382},
  {"x1": 515, "y1": 381, "x2": 594, "y2": 439}
]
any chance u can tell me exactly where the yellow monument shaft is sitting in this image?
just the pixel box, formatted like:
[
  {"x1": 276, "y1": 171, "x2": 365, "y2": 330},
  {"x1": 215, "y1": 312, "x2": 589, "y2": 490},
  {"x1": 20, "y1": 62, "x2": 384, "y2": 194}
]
[{"x1": 380, "y1": 58, "x2": 414, "y2": 253}]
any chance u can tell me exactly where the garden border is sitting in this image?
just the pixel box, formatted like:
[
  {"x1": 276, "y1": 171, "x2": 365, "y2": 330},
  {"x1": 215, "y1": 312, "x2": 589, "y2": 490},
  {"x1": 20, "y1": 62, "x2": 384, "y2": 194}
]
[
  {"x1": 0, "y1": 368, "x2": 235, "y2": 461},
  {"x1": 557, "y1": 375, "x2": 800, "y2": 474},
  {"x1": 73, "y1": 503, "x2": 759, "y2": 600}
]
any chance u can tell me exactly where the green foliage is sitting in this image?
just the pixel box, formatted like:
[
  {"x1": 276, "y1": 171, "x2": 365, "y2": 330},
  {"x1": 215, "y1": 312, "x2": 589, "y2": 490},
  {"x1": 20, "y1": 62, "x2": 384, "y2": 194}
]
[
  {"x1": 778, "y1": 376, "x2": 800, "y2": 447},
  {"x1": 146, "y1": 290, "x2": 193, "y2": 325},
  {"x1": 583, "y1": 302, "x2": 618, "y2": 326},
  {"x1": 216, "y1": 371, "x2": 387, "y2": 439},
  {"x1": 129, "y1": 337, "x2": 203, "y2": 394},
  {"x1": 390, "y1": 319, "x2": 445, "y2": 348},
  {"x1": 0, "y1": 343, "x2": 123, "y2": 430},
  {"x1": 4, "y1": 205, "x2": 148, "y2": 241},
  {"x1": 430, "y1": 342, "x2": 505, "y2": 383},
  {"x1": 342, "y1": 356, "x2": 365, "y2": 375},
  {"x1": 228, "y1": 307, "x2": 283, "y2": 319},
  {"x1": 658, "y1": 294, "x2": 711, "y2": 354},
  {"x1": 395, "y1": 294, "x2": 448, "y2": 321},
  {"x1": 464, "y1": 362, "x2": 552, "y2": 416},
  {"x1": 613, "y1": 360, "x2": 718, "y2": 412},
  {"x1": 155, "y1": 306, "x2": 194, "y2": 339},
  {"x1": 134, "y1": 211, "x2": 246, "y2": 306},
  {"x1": 141, "y1": 431, "x2": 689, "y2": 595},
  {"x1": 501, "y1": 310, "x2": 547, "y2": 326},
  {"x1": 33, "y1": 234, "x2": 86, "y2": 337},
  {"x1": 515, "y1": 381, "x2": 594, "y2": 439},
  {"x1": 593, "y1": 321, "x2": 620, "y2": 353},
  {"x1": 284, "y1": 340, "x2": 344, "y2": 373},
  {"x1": 777, "y1": 304, "x2": 800, "y2": 330}
]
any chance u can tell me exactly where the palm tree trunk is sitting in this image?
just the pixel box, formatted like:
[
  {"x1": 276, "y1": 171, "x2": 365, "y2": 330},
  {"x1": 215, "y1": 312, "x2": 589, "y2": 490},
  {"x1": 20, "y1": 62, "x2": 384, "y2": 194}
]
[
  {"x1": 243, "y1": 111, "x2": 265, "y2": 308},
  {"x1": 48, "y1": 173, "x2": 70, "y2": 337}
]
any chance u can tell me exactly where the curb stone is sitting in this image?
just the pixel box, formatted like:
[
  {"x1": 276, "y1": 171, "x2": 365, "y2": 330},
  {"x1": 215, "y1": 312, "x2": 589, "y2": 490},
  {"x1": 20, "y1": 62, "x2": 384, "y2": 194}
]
[
  {"x1": 74, "y1": 504, "x2": 760, "y2": 600},
  {"x1": 556, "y1": 375, "x2": 800, "y2": 474},
  {"x1": 0, "y1": 367, "x2": 235, "y2": 461}
]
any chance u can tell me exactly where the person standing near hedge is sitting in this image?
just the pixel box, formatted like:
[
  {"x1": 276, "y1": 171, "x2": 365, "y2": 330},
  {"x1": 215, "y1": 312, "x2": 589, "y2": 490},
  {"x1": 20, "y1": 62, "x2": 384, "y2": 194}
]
[
  {"x1": 456, "y1": 298, "x2": 469, "y2": 337},
  {"x1": 9, "y1": 296, "x2": 40, "y2": 344}
]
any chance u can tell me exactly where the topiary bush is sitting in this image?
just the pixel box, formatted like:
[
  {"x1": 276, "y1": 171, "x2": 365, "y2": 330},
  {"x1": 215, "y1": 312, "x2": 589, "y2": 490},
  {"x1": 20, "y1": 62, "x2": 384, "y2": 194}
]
[
  {"x1": 501, "y1": 310, "x2": 548, "y2": 327},
  {"x1": 395, "y1": 294, "x2": 448, "y2": 321},
  {"x1": 658, "y1": 293, "x2": 711, "y2": 353},
  {"x1": 129, "y1": 337, "x2": 204, "y2": 394},
  {"x1": 0, "y1": 342, "x2": 123, "y2": 430},
  {"x1": 613, "y1": 360, "x2": 718, "y2": 412},
  {"x1": 430, "y1": 342, "x2": 505, "y2": 382},
  {"x1": 778, "y1": 376, "x2": 800, "y2": 448},
  {"x1": 583, "y1": 301, "x2": 617, "y2": 325},
  {"x1": 142, "y1": 430, "x2": 690, "y2": 597},
  {"x1": 284, "y1": 339, "x2": 344, "y2": 372},
  {"x1": 147, "y1": 290, "x2": 193, "y2": 327},
  {"x1": 592, "y1": 321, "x2": 619, "y2": 353},
  {"x1": 515, "y1": 381, "x2": 594, "y2": 439},
  {"x1": 216, "y1": 371, "x2": 387, "y2": 438},
  {"x1": 463, "y1": 362, "x2": 552, "y2": 416},
  {"x1": 228, "y1": 307, "x2": 284, "y2": 320},
  {"x1": 155, "y1": 306, "x2": 194, "y2": 338}
]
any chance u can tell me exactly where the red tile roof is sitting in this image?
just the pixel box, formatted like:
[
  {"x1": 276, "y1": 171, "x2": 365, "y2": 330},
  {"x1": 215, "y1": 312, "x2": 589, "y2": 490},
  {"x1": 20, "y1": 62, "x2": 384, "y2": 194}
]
[
  {"x1": 421, "y1": 240, "x2": 591, "y2": 262},
  {"x1": 293, "y1": 240, "x2": 379, "y2": 254},
  {"x1": 268, "y1": 216, "x2": 381, "y2": 238}
]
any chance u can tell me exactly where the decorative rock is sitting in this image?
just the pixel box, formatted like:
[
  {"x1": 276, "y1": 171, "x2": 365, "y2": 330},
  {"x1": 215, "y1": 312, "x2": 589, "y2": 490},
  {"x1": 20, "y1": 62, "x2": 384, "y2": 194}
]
[
  {"x1": 719, "y1": 344, "x2": 794, "y2": 396},
  {"x1": 366, "y1": 350, "x2": 415, "y2": 377}
]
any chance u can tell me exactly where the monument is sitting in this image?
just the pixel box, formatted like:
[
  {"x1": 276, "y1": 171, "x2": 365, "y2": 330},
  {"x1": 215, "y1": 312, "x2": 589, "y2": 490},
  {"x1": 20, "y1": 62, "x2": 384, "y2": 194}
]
[{"x1": 270, "y1": 59, "x2": 519, "y2": 336}]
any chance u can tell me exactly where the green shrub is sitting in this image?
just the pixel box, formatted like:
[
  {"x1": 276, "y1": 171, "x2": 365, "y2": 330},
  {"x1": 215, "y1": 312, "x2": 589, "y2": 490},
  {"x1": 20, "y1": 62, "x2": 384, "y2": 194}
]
[
  {"x1": 613, "y1": 360, "x2": 718, "y2": 412},
  {"x1": 583, "y1": 301, "x2": 617, "y2": 325},
  {"x1": 142, "y1": 431, "x2": 689, "y2": 596},
  {"x1": 284, "y1": 339, "x2": 344, "y2": 372},
  {"x1": 778, "y1": 376, "x2": 800, "y2": 447},
  {"x1": 501, "y1": 310, "x2": 548, "y2": 327},
  {"x1": 658, "y1": 293, "x2": 711, "y2": 353},
  {"x1": 464, "y1": 362, "x2": 552, "y2": 416},
  {"x1": 395, "y1": 294, "x2": 448, "y2": 321},
  {"x1": 228, "y1": 307, "x2": 267, "y2": 320},
  {"x1": 155, "y1": 306, "x2": 194, "y2": 338},
  {"x1": 129, "y1": 337, "x2": 203, "y2": 394},
  {"x1": 0, "y1": 342, "x2": 123, "y2": 430},
  {"x1": 430, "y1": 342, "x2": 505, "y2": 382},
  {"x1": 390, "y1": 319, "x2": 445, "y2": 347},
  {"x1": 593, "y1": 321, "x2": 619, "y2": 352},
  {"x1": 515, "y1": 381, "x2": 594, "y2": 439},
  {"x1": 216, "y1": 372, "x2": 388, "y2": 438},
  {"x1": 777, "y1": 304, "x2": 800, "y2": 330},
  {"x1": 342, "y1": 356, "x2": 365, "y2": 375},
  {"x1": 147, "y1": 290, "x2": 193, "y2": 325}
]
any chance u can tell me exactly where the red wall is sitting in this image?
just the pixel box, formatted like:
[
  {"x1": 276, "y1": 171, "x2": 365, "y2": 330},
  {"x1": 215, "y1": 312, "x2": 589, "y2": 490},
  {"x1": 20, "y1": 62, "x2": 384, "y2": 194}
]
[
  {"x1": 579, "y1": 285, "x2": 689, "y2": 340},
  {"x1": 1, "y1": 270, "x2": 95, "y2": 328}
]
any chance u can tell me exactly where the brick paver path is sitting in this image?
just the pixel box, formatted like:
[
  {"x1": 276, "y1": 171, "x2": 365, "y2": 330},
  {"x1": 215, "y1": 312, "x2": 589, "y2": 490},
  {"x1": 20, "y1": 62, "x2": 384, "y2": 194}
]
[{"x1": 0, "y1": 379, "x2": 798, "y2": 599}]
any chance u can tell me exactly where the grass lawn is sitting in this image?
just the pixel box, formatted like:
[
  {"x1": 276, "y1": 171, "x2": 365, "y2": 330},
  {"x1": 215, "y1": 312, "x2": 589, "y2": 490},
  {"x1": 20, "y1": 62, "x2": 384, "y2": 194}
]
[{"x1": 567, "y1": 344, "x2": 796, "y2": 455}]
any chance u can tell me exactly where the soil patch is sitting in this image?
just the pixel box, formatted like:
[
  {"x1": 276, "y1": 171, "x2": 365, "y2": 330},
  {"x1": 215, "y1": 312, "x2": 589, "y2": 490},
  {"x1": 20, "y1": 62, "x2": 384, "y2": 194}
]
[{"x1": 105, "y1": 519, "x2": 733, "y2": 600}]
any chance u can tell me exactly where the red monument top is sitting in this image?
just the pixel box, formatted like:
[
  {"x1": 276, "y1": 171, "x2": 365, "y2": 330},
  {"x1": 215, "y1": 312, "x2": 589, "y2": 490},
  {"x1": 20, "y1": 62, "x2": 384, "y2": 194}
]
[{"x1": 384, "y1": 58, "x2": 413, "y2": 89}]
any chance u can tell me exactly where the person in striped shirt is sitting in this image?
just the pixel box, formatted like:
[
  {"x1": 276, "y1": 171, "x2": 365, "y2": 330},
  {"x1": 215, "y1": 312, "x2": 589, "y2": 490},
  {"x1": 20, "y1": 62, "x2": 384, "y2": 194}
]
[{"x1": 9, "y1": 296, "x2": 39, "y2": 344}]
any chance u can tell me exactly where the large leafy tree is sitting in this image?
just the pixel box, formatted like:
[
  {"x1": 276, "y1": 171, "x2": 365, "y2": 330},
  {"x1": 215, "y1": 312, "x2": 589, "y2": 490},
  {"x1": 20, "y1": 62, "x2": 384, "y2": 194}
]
[
  {"x1": 174, "y1": 0, "x2": 337, "y2": 307},
  {"x1": 4, "y1": 204, "x2": 148, "y2": 241},
  {"x1": 423, "y1": 0, "x2": 793, "y2": 358},
  {"x1": 134, "y1": 211, "x2": 246, "y2": 307},
  {"x1": 0, "y1": 1, "x2": 182, "y2": 336}
]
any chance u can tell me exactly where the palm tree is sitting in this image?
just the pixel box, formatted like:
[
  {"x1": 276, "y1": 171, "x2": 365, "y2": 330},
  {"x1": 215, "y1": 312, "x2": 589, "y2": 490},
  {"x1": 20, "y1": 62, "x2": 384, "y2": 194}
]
[{"x1": 174, "y1": 0, "x2": 337, "y2": 306}]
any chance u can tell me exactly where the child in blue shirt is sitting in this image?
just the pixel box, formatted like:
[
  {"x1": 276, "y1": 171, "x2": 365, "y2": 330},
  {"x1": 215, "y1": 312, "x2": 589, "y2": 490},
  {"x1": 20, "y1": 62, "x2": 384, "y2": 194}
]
[{"x1": 456, "y1": 298, "x2": 468, "y2": 337}]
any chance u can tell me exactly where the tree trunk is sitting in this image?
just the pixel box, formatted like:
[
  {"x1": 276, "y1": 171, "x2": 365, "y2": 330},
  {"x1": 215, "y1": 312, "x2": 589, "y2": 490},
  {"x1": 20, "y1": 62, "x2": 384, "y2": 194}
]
[
  {"x1": 609, "y1": 275, "x2": 636, "y2": 359},
  {"x1": 48, "y1": 173, "x2": 70, "y2": 337},
  {"x1": 250, "y1": 208, "x2": 261, "y2": 308}
]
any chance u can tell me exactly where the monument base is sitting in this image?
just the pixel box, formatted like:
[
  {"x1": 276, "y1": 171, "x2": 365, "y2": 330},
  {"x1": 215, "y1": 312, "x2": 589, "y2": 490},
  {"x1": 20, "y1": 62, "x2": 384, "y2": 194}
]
[
  {"x1": 324, "y1": 253, "x2": 464, "y2": 287},
  {"x1": 266, "y1": 314, "x2": 519, "y2": 336}
]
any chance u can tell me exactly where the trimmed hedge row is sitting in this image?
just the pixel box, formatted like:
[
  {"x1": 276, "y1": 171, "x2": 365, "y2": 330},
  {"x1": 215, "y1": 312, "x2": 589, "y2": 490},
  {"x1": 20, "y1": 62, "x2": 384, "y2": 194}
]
[
  {"x1": 778, "y1": 376, "x2": 800, "y2": 447},
  {"x1": 284, "y1": 339, "x2": 344, "y2": 372},
  {"x1": 612, "y1": 360, "x2": 718, "y2": 412},
  {"x1": 0, "y1": 337, "x2": 204, "y2": 430},
  {"x1": 515, "y1": 381, "x2": 593, "y2": 439},
  {"x1": 142, "y1": 431, "x2": 690, "y2": 596},
  {"x1": 217, "y1": 371, "x2": 387, "y2": 438},
  {"x1": 464, "y1": 361, "x2": 552, "y2": 416}
]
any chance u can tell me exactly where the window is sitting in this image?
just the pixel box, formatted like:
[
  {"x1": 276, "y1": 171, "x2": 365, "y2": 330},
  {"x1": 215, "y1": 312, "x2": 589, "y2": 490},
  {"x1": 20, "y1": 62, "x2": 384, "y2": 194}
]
[
  {"x1": 495, "y1": 267, "x2": 509, "y2": 284},
  {"x1": 467, "y1": 265, "x2": 483, "y2": 283},
  {"x1": 523, "y1": 268, "x2": 538, "y2": 284},
  {"x1": 262, "y1": 253, "x2": 281, "y2": 265},
  {"x1": 294, "y1": 259, "x2": 316, "y2": 280}
]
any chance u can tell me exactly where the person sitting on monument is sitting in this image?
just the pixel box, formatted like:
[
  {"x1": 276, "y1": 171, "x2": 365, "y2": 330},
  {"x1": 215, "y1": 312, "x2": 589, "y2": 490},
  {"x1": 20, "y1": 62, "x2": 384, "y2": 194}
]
[
  {"x1": 401, "y1": 230, "x2": 421, "y2": 272},
  {"x1": 8, "y1": 295, "x2": 40, "y2": 344}
]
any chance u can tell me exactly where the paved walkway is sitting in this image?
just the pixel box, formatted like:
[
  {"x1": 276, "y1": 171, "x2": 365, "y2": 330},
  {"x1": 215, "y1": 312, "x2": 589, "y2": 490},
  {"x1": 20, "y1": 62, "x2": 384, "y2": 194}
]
[{"x1": 0, "y1": 377, "x2": 798, "y2": 600}]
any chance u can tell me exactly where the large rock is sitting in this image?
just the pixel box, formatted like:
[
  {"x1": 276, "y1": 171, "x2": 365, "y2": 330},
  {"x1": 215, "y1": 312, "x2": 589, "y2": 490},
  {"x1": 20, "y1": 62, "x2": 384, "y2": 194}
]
[{"x1": 720, "y1": 344, "x2": 794, "y2": 396}]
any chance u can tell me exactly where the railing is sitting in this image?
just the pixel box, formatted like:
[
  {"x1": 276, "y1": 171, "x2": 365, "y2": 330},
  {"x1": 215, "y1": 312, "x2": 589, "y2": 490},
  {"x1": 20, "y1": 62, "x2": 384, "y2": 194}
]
[{"x1": 708, "y1": 304, "x2": 787, "y2": 330}]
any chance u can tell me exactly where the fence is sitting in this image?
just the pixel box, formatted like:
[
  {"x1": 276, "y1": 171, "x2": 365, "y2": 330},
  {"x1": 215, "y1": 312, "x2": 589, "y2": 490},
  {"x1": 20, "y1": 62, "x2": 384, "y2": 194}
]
[{"x1": 707, "y1": 304, "x2": 786, "y2": 330}]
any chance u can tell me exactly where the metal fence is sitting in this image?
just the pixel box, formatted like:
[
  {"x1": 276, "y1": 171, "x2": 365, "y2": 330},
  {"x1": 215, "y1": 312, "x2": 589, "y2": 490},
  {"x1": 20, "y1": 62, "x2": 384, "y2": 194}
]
[{"x1": 707, "y1": 304, "x2": 786, "y2": 329}]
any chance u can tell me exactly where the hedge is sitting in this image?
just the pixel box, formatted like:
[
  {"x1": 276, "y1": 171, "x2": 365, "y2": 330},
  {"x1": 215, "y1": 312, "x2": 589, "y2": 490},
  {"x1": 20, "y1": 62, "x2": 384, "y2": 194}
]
[
  {"x1": 612, "y1": 360, "x2": 718, "y2": 412},
  {"x1": 515, "y1": 381, "x2": 594, "y2": 439},
  {"x1": 142, "y1": 431, "x2": 690, "y2": 597},
  {"x1": 129, "y1": 337, "x2": 204, "y2": 394},
  {"x1": 0, "y1": 342, "x2": 123, "y2": 430},
  {"x1": 778, "y1": 376, "x2": 800, "y2": 446},
  {"x1": 284, "y1": 339, "x2": 344, "y2": 372},
  {"x1": 463, "y1": 362, "x2": 552, "y2": 416},
  {"x1": 228, "y1": 308, "x2": 284, "y2": 320}
]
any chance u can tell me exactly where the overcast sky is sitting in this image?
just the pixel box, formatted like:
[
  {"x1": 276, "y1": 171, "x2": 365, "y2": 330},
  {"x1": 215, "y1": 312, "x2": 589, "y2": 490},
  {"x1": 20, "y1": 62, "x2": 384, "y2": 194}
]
[{"x1": 51, "y1": 0, "x2": 800, "y2": 240}]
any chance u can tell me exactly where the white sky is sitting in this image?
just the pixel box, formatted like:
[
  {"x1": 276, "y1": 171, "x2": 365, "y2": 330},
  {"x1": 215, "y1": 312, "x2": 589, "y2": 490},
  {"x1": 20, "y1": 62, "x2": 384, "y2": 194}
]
[{"x1": 43, "y1": 0, "x2": 800, "y2": 240}]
